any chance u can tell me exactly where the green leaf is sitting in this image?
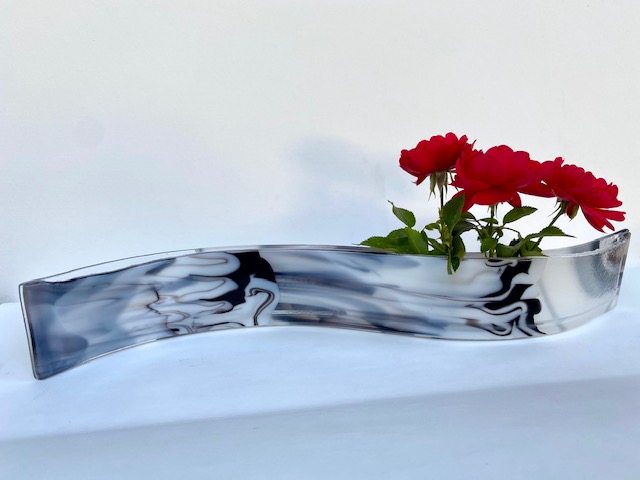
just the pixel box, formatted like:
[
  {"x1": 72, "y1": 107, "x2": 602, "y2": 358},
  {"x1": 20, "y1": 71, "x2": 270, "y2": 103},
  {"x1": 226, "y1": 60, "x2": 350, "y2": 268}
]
[
  {"x1": 501, "y1": 238, "x2": 544, "y2": 257},
  {"x1": 532, "y1": 226, "x2": 575, "y2": 239},
  {"x1": 524, "y1": 239, "x2": 541, "y2": 250},
  {"x1": 449, "y1": 256, "x2": 460, "y2": 273},
  {"x1": 446, "y1": 235, "x2": 466, "y2": 274},
  {"x1": 359, "y1": 236, "x2": 393, "y2": 250},
  {"x1": 424, "y1": 222, "x2": 440, "y2": 231},
  {"x1": 441, "y1": 195, "x2": 465, "y2": 231},
  {"x1": 453, "y1": 220, "x2": 475, "y2": 234},
  {"x1": 520, "y1": 249, "x2": 545, "y2": 257},
  {"x1": 479, "y1": 217, "x2": 499, "y2": 224},
  {"x1": 427, "y1": 238, "x2": 446, "y2": 255},
  {"x1": 452, "y1": 234, "x2": 466, "y2": 260},
  {"x1": 360, "y1": 229, "x2": 412, "y2": 254},
  {"x1": 405, "y1": 227, "x2": 430, "y2": 254},
  {"x1": 389, "y1": 201, "x2": 416, "y2": 228},
  {"x1": 387, "y1": 228, "x2": 409, "y2": 240},
  {"x1": 480, "y1": 237, "x2": 498, "y2": 253},
  {"x1": 503, "y1": 206, "x2": 537, "y2": 224},
  {"x1": 495, "y1": 243, "x2": 516, "y2": 257}
]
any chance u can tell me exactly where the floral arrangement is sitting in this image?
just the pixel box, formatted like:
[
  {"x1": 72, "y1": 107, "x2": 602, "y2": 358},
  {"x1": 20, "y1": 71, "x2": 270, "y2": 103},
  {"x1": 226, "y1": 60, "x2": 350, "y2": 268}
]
[{"x1": 361, "y1": 133, "x2": 625, "y2": 273}]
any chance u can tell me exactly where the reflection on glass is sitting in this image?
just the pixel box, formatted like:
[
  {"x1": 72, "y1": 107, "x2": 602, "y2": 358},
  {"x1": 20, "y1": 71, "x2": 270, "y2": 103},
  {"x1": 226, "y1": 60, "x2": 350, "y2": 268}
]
[{"x1": 21, "y1": 230, "x2": 630, "y2": 379}]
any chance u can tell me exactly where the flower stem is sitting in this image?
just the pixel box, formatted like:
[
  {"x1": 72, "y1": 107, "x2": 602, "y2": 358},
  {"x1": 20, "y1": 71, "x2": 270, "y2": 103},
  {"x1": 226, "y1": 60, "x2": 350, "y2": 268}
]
[
  {"x1": 489, "y1": 204, "x2": 497, "y2": 256},
  {"x1": 436, "y1": 171, "x2": 447, "y2": 209},
  {"x1": 533, "y1": 206, "x2": 565, "y2": 249}
]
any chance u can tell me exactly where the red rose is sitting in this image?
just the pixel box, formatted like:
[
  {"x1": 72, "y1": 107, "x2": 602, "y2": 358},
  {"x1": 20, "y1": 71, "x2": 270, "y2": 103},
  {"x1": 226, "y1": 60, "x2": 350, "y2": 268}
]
[
  {"x1": 399, "y1": 133, "x2": 471, "y2": 185},
  {"x1": 451, "y1": 145, "x2": 553, "y2": 211},
  {"x1": 542, "y1": 158, "x2": 625, "y2": 232}
]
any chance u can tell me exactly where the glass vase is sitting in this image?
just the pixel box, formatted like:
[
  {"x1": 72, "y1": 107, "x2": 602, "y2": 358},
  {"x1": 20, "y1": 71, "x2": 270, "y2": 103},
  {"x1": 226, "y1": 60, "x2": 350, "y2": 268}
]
[{"x1": 20, "y1": 229, "x2": 630, "y2": 379}]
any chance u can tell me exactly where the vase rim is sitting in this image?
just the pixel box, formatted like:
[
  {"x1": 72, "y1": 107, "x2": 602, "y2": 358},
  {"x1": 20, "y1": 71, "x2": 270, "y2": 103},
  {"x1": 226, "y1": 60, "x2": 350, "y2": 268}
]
[{"x1": 20, "y1": 229, "x2": 631, "y2": 285}]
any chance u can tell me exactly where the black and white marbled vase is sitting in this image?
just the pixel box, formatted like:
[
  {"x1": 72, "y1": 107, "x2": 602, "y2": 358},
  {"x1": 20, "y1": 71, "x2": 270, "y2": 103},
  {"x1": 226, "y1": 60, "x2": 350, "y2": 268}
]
[{"x1": 20, "y1": 230, "x2": 630, "y2": 379}]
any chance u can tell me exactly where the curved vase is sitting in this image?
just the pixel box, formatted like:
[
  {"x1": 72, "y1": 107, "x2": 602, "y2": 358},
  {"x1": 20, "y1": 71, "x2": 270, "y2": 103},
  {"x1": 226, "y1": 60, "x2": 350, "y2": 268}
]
[{"x1": 20, "y1": 229, "x2": 630, "y2": 379}]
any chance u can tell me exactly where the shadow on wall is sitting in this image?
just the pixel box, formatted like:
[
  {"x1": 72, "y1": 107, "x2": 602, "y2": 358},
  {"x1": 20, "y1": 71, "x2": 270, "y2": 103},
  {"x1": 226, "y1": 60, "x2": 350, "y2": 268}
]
[{"x1": 280, "y1": 136, "x2": 429, "y2": 245}]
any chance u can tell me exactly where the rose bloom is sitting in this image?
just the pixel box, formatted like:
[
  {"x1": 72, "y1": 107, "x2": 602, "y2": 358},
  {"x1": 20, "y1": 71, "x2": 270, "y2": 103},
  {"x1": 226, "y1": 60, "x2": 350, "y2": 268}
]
[
  {"x1": 451, "y1": 145, "x2": 553, "y2": 211},
  {"x1": 399, "y1": 133, "x2": 472, "y2": 185},
  {"x1": 542, "y1": 158, "x2": 625, "y2": 232}
]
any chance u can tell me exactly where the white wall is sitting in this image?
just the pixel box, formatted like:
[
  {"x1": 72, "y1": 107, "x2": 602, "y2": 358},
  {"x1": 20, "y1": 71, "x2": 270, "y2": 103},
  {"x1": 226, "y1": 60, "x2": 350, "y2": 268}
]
[{"x1": 1, "y1": 0, "x2": 639, "y2": 301}]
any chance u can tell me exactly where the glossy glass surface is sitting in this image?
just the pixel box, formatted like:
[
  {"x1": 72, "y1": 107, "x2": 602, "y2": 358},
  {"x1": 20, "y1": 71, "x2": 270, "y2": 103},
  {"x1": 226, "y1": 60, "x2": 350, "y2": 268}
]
[{"x1": 20, "y1": 230, "x2": 630, "y2": 379}]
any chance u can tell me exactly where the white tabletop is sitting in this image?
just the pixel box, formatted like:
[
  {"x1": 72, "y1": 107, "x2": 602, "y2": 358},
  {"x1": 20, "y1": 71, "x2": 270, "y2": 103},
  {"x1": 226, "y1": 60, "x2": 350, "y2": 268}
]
[{"x1": 1, "y1": 268, "x2": 639, "y2": 479}]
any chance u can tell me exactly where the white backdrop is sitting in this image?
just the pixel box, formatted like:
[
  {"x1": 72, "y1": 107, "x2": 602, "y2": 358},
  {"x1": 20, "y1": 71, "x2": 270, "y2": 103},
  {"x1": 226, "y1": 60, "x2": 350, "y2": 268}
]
[{"x1": 1, "y1": 0, "x2": 639, "y2": 302}]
